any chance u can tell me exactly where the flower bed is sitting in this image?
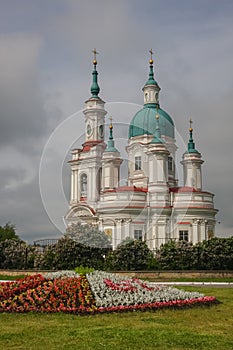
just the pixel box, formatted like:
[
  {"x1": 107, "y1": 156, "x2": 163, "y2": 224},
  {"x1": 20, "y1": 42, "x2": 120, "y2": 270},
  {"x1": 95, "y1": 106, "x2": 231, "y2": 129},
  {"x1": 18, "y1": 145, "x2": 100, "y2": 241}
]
[
  {"x1": 0, "y1": 274, "x2": 96, "y2": 314},
  {"x1": 0, "y1": 271, "x2": 218, "y2": 315}
]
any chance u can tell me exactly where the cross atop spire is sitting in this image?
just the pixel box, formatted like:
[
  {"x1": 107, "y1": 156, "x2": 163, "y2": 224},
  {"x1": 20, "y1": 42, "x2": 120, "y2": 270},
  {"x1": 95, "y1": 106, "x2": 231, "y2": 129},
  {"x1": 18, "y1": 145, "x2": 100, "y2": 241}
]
[
  {"x1": 109, "y1": 116, "x2": 113, "y2": 139},
  {"x1": 109, "y1": 116, "x2": 113, "y2": 126},
  {"x1": 92, "y1": 48, "x2": 99, "y2": 65},
  {"x1": 149, "y1": 49, "x2": 154, "y2": 64},
  {"x1": 189, "y1": 118, "x2": 193, "y2": 131},
  {"x1": 145, "y1": 48, "x2": 157, "y2": 86}
]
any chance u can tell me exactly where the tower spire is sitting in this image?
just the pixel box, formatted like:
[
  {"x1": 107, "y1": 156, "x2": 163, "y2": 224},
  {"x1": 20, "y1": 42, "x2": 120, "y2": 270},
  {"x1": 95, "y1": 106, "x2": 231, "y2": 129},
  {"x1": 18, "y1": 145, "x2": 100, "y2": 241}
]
[
  {"x1": 155, "y1": 109, "x2": 161, "y2": 139},
  {"x1": 105, "y1": 117, "x2": 119, "y2": 152},
  {"x1": 90, "y1": 48, "x2": 100, "y2": 98},
  {"x1": 187, "y1": 118, "x2": 199, "y2": 153},
  {"x1": 109, "y1": 116, "x2": 113, "y2": 140},
  {"x1": 145, "y1": 49, "x2": 157, "y2": 86},
  {"x1": 151, "y1": 111, "x2": 162, "y2": 144}
]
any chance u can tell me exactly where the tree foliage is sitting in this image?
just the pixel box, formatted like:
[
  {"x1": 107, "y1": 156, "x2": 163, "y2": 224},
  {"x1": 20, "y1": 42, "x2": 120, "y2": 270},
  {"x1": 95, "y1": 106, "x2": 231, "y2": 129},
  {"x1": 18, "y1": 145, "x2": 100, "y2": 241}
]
[
  {"x1": 34, "y1": 237, "x2": 109, "y2": 270},
  {"x1": 155, "y1": 237, "x2": 233, "y2": 270},
  {"x1": 65, "y1": 223, "x2": 111, "y2": 248},
  {"x1": 0, "y1": 223, "x2": 19, "y2": 242},
  {"x1": 0, "y1": 240, "x2": 35, "y2": 269},
  {"x1": 105, "y1": 240, "x2": 154, "y2": 271}
]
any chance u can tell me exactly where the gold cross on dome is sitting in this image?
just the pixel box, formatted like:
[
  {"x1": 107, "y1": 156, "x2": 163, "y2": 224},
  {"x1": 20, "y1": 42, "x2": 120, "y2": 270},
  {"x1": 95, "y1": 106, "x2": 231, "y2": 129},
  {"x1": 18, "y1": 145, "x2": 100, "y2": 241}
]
[
  {"x1": 149, "y1": 49, "x2": 154, "y2": 60},
  {"x1": 92, "y1": 48, "x2": 99, "y2": 61},
  {"x1": 189, "y1": 118, "x2": 193, "y2": 131},
  {"x1": 109, "y1": 116, "x2": 113, "y2": 129}
]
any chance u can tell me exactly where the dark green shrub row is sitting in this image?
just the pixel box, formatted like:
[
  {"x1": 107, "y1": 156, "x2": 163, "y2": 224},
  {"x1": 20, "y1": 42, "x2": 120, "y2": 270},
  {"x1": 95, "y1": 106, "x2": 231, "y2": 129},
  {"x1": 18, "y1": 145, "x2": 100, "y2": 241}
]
[
  {"x1": 0, "y1": 231, "x2": 232, "y2": 271},
  {"x1": 155, "y1": 237, "x2": 233, "y2": 270}
]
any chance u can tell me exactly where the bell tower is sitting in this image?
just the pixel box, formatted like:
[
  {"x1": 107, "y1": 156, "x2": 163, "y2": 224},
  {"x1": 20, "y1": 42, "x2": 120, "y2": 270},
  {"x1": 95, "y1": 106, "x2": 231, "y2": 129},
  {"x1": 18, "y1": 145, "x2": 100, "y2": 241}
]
[
  {"x1": 68, "y1": 50, "x2": 107, "y2": 209},
  {"x1": 84, "y1": 49, "x2": 106, "y2": 144}
]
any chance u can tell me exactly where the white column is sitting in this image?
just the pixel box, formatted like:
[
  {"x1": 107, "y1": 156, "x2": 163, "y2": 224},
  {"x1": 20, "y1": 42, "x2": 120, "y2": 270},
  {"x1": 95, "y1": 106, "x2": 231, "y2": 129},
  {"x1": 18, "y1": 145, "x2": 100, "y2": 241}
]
[
  {"x1": 98, "y1": 219, "x2": 103, "y2": 232},
  {"x1": 71, "y1": 171, "x2": 74, "y2": 202},
  {"x1": 124, "y1": 219, "x2": 131, "y2": 239},
  {"x1": 192, "y1": 220, "x2": 199, "y2": 244},
  {"x1": 74, "y1": 170, "x2": 78, "y2": 202},
  {"x1": 112, "y1": 226, "x2": 116, "y2": 250},
  {"x1": 200, "y1": 220, "x2": 206, "y2": 241},
  {"x1": 115, "y1": 219, "x2": 122, "y2": 247}
]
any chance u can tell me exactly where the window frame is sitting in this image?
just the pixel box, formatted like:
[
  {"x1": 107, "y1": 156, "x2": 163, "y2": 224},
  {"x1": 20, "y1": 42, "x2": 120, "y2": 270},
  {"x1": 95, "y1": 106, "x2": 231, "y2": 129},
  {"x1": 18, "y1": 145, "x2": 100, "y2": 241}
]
[
  {"x1": 179, "y1": 230, "x2": 189, "y2": 242},
  {"x1": 134, "y1": 229, "x2": 143, "y2": 240},
  {"x1": 168, "y1": 156, "x2": 173, "y2": 172},
  {"x1": 135, "y1": 156, "x2": 142, "y2": 171},
  {"x1": 80, "y1": 173, "x2": 87, "y2": 197}
]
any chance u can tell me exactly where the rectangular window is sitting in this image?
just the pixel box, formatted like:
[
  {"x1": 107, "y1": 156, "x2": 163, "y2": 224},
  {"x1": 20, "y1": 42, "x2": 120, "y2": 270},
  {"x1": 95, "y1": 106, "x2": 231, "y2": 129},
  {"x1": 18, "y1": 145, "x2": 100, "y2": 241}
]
[
  {"x1": 135, "y1": 156, "x2": 142, "y2": 170},
  {"x1": 168, "y1": 156, "x2": 173, "y2": 172},
  {"x1": 179, "y1": 230, "x2": 189, "y2": 242},
  {"x1": 134, "y1": 229, "x2": 143, "y2": 240}
]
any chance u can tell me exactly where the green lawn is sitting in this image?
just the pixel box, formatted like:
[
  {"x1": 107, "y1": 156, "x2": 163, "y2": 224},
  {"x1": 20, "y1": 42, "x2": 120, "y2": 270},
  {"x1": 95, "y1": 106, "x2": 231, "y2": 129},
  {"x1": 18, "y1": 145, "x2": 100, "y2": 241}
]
[
  {"x1": 0, "y1": 274, "x2": 26, "y2": 281},
  {"x1": 144, "y1": 277, "x2": 233, "y2": 283},
  {"x1": 0, "y1": 287, "x2": 232, "y2": 350}
]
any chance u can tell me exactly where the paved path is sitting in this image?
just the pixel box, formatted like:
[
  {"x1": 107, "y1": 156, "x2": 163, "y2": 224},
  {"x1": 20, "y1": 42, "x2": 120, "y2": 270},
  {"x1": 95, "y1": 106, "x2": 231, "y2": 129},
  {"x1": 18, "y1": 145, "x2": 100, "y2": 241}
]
[{"x1": 1, "y1": 280, "x2": 232, "y2": 287}]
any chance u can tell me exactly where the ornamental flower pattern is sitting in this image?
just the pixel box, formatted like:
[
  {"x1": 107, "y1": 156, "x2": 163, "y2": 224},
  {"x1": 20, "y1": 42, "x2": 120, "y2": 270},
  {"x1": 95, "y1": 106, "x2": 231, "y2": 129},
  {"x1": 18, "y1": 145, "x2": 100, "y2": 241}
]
[
  {"x1": 86, "y1": 271, "x2": 206, "y2": 308},
  {"x1": 0, "y1": 274, "x2": 96, "y2": 314},
  {"x1": 0, "y1": 271, "x2": 218, "y2": 315}
]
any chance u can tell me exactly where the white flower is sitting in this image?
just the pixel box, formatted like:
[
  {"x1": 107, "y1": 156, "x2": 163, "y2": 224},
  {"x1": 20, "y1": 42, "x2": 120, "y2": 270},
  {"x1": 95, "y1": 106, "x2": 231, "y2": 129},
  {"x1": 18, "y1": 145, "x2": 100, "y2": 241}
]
[{"x1": 86, "y1": 271, "x2": 204, "y2": 308}]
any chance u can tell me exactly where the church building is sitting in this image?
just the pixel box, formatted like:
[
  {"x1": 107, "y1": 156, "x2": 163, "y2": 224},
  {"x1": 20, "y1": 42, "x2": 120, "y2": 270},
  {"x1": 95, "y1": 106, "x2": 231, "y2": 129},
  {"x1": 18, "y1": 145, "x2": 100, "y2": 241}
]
[{"x1": 65, "y1": 50, "x2": 218, "y2": 250}]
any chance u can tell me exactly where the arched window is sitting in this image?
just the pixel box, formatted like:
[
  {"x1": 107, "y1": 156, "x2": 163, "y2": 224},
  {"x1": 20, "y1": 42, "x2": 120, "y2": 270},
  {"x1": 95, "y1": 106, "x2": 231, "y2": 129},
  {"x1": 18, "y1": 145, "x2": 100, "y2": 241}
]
[{"x1": 80, "y1": 173, "x2": 87, "y2": 197}]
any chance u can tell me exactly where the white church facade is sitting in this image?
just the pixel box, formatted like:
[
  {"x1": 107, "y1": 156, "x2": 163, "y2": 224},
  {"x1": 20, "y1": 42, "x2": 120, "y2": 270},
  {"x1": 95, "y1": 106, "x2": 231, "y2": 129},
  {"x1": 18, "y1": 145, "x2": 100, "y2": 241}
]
[{"x1": 65, "y1": 51, "x2": 218, "y2": 250}]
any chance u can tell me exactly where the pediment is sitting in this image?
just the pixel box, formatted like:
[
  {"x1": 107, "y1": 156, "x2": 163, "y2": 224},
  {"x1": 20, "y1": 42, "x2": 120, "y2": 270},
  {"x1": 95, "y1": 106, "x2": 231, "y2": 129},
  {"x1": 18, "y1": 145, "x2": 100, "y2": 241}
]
[{"x1": 66, "y1": 204, "x2": 96, "y2": 220}]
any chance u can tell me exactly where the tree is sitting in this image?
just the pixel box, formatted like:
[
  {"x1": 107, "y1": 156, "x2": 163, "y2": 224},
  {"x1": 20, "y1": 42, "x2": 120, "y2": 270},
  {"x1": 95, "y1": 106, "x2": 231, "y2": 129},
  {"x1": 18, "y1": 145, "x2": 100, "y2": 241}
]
[
  {"x1": 193, "y1": 237, "x2": 233, "y2": 270},
  {"x1": 155, "y1": 237, "x2": 233, "y2": 270},
  {"x1": 65, "y1": 223, "x2": 111, "y2": 249},
  {"x1": 105, "y1": 240, "x2": 154, "y2": 271},
  {"x1": 0, "y1": 239, "x2": 35, "y2": 269},
  {"x1": 0, "y1": 223, "x2": 19, "y2": 242},
  {"x1": 155, "y1": 240, "x2": 195, "y2": 270},
  {"x1": 34, "y1": 237, "x2": 108, "y2": 270}
]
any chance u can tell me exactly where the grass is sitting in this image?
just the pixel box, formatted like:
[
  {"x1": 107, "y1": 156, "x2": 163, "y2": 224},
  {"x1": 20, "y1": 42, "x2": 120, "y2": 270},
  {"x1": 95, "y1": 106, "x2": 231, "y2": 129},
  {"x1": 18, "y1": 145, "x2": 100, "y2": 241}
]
[
  {"x1": 0, "y1": 274, "x2": 26, "y2": 281},
  {"x1": 144, "y1": 277, "x2": 233, "y2": 283},
  {"x1": 0, "y1": 287, "x2": 232, "y2": 350}
]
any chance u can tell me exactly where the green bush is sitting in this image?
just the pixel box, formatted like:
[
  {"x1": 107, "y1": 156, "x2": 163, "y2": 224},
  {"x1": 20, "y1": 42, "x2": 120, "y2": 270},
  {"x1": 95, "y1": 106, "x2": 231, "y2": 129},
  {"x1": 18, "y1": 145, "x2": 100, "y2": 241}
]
[
  {"x1": 75, "y1": 265, "x2": 95, "y2": 275},
  {"x1": 155, "y1": 240, "x2": 195, "y2": 270},
  {"x1": 105, "y1": 240, "x2": 154, "y2": 271},
  {"x1": 155, "y1": 237, "x2": 233, "y2": 270},
  {"x1": 0, "y1": 239, "x2": 35, "y2": 269},
  {"x1": 34, "y1": 237, "x2": 110, "y2": 270}
]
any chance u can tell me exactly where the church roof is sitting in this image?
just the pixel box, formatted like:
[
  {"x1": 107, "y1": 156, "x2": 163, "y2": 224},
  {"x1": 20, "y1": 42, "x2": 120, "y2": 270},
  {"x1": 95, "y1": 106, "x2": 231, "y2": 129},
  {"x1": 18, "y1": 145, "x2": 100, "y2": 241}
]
[{"x1": 129, "y1": 106, "x2": 174, "y2": 139}]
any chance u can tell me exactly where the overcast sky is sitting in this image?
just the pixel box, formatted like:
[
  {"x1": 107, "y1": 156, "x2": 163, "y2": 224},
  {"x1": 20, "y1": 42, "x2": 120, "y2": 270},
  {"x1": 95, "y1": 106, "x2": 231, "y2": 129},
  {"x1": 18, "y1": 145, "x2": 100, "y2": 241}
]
[{"x1": 0, "y1": 0, "x2": 232, "y2": 243}]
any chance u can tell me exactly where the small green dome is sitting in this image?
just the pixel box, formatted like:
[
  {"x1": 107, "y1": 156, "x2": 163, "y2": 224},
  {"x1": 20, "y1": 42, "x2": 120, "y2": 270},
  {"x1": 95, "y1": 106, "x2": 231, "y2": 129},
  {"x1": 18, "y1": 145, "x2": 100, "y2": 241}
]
[{"x1": 129, "y1": 105, "x2": 174, "y2": 139}]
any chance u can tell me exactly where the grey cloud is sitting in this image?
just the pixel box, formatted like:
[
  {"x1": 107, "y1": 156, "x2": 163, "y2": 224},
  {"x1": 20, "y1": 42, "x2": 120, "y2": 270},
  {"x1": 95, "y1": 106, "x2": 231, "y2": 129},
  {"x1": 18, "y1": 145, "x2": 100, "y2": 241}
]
[{"x1": 0, "y1": 33, "x2": 48, "y2": 152}]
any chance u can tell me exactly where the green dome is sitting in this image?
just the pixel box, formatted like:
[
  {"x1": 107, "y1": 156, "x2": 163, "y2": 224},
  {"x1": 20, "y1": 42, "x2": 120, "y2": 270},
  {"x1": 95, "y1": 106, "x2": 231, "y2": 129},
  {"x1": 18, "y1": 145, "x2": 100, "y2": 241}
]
[{"x1": 129, "y1": 105, "x2": 174, "y2": 139}]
